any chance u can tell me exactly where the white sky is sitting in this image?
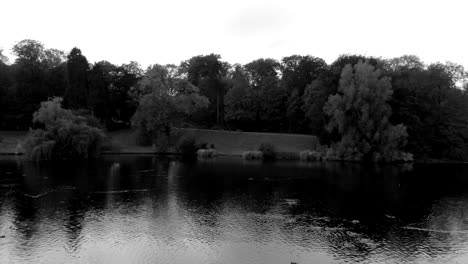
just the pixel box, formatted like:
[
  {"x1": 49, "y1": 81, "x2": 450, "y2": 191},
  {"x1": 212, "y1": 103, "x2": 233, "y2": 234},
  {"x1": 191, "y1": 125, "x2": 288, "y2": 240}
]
[{"x1": 1, "y1": 0, "x2": 467, "y2": 69}]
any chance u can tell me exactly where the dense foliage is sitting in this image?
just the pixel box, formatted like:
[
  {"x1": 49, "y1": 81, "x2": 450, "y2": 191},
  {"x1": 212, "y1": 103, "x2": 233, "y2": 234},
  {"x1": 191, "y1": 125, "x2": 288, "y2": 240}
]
[
  {"x1": 130, "y1": 64, "x2": 209, "y2": 149},
  {"x1": 176, "y1": 135, "x2": 198, "y2": 156},
  {"x1": 324, "y1": 62, "x2": 412, "y2": 162},
  {"x1": 258, "y1": 142, "x2": 277, "y2": 160},
  {"x1": 23, "y1": 97, "x2": 105, "y2": 161},
  {"x1": 1, "y1": 39, "x2": 468, "y2": 161}
]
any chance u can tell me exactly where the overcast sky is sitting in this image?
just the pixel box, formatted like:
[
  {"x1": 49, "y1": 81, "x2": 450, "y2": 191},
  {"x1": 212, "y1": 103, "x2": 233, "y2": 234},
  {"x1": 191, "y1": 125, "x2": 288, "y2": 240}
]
[{"x1": 1, "y1": 0, "x2": 467, "y2": 69}]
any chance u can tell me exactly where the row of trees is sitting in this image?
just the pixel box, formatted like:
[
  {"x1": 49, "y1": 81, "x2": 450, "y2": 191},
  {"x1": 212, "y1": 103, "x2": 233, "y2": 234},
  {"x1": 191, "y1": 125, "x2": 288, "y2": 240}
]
[
  {"x1": 1, "y1": 40, "x2": 468, "y2": 160},
  {"x1": 0, "y1": 40, "x2": 141, "y2": 130}
]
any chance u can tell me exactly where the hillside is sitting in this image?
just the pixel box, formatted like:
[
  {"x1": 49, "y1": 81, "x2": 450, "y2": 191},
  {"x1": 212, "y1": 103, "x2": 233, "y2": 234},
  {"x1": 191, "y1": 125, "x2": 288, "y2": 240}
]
[
  {"x1": 0, "y1": 129, "x2": 319, "y2": 156},
  {"x1": 107, "y1": 128, "x2": 319, "y2": 156},
  {"x1": 0, "y1": 131, "x2": 27, "y2": 155}
]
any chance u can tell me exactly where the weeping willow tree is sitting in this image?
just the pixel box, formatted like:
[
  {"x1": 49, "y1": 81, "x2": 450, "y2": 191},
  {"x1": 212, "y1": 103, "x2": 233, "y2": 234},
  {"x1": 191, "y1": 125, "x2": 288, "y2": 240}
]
[
  {"x1": 324, "y1": 61, "x2": 413, "y2": 162},
  {"x1": 23, "y1": 97, "x2": 105, "y2": 161}
]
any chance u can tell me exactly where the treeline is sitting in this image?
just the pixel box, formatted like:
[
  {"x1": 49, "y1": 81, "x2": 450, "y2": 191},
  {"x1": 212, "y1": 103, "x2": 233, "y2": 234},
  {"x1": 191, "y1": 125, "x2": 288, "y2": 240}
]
[{"x1": 1, "y1": 39, "x2": 468, "y2": 160}]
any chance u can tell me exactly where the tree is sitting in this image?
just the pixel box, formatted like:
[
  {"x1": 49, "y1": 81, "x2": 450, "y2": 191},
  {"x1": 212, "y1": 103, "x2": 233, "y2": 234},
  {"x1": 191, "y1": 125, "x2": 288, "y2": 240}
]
[
  {"x1": 298, "y1": 54, "x2": 385, "y2": 140},
  {"x1": 23, "y1": 97, "x2": 105, "y2": 161},
  {"x1": 225, "y1": 59, "x2": 288, "y2": 132},
  {"x1": 0, "y1": 49, "x2": 9, "y2": 64},
  {"x1": 329, "y1": 55, "x2": 385, "y2": 89},
  {"x1": 181, "y1": 54, "x2": 229, "y2": 126},
  {"x1": 244, "y1": 58, "x2": 280, "y2": 88},
  {"x1": 42, "y1": 48, "x2": 66, "y2": 69},
  {"x1": 86, "y1": 60, "x2": 142, "y2": 129},
  {"x1": 224, "y1": 79, "x2": 255, "y2": 128},
  {"x1": 258, "y1": 76, "x2": 288, "y2": 131},
  {"x1": 44, "y1": 59, "x2": 68, "y2": 97},
  {"x1": 88, "y1": 61, "x2": 115, "y2": 122},
  {"x1": 224, "y1": 65, "x2": 257, "y2": 129},
  {"x1": 324, "y1": 61, "x2": 412, "y2": 162},
  {"x1": 11, "y1": 40, "x2": 49, "y2": 128},
  {"x1": 107, "y1": 62, "x2": 142, "y2": 128},
  {"x1": 302, "y1": 79, "x2": 335, "y2": 140},
  {"x1": 131, "y1": 65, "x2": 209, "y2": 146},
  {"x1": 281, "y1": 55, "x2": 328, "y2": 132},
  {"x1": 0, "y1": 58, "x2": 13, "y2": 127},
  {"x1": 386, "y1": 55, "x2": 424, "y2": 71},
  {"x1": 64, "y1": 47, "x2": 89, "y2": 109},
  {"x1": 12, "y1": 42, "x2": 67, "y2": 99},
  {"x1": 12, "y1": 39, "x2": 45, "y2": 64},
  {"x1": 281, "y1": 55, "x2": 328, "y2": 94},
  {"x1": 130, "y1": 64, "x2": 175, "y2": 101},
  {"x1": 389, "y1": 59, "x2": 468, "y2": 160}
]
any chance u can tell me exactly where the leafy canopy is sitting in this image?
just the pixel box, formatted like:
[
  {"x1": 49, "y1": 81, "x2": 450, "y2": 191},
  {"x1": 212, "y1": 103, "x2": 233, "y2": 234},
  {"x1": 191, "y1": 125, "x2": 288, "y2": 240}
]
[
  {"x1": 24, "y1": 97, "x2": 105, "y2": 161},
  {"x1": 324, "y1": 61, "x2": 412, "y2": 162}
]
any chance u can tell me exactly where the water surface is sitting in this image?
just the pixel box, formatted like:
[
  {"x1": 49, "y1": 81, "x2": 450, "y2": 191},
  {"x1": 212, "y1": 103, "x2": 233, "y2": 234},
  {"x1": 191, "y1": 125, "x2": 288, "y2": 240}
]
[{"x1": 1, "y1": 155, "x2": 468, "y2": 263}]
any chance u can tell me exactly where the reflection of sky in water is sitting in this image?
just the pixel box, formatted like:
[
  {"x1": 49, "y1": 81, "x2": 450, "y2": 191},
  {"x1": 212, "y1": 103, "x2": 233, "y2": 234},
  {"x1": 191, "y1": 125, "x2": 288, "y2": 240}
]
[{"x1": 1, "y1": 156, "x2": 468, "y2": 263}]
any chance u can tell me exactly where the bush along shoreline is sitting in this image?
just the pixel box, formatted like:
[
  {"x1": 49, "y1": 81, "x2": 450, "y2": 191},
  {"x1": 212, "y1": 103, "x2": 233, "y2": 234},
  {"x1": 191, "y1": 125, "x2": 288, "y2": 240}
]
[
  {"x1": 22, "y1": 97, "x2": 106, "y2": 161},
  {"x1": 2, "y1": 125, "x2": 452, "y2": 163}
]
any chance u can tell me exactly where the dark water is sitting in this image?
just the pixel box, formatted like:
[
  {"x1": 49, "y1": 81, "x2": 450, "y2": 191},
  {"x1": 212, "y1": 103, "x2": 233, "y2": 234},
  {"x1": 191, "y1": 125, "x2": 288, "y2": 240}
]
[{"x1": 1, "y1": 156, "x2": 468, "y2": 263}]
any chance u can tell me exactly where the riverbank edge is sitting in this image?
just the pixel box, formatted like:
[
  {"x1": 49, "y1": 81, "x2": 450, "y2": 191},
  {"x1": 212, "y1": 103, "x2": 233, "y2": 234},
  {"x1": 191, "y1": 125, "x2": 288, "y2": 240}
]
[
  {"x1": 1, "y1": 130, "x2": 467, "y2": 164},
  {"x1": 2, "y1": 151, "x2": 467, "y2": 164}
]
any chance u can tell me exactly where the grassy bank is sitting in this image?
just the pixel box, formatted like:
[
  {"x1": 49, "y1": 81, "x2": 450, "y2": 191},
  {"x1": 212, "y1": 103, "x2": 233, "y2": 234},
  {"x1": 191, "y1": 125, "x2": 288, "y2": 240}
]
[
  {"x1": 107, "y1": 128, "x2": 319, "y2": 157},
  {"x1": 0, "y1": 131, "x2": 27, "y2": 155},
  {"x1": 2, "y1": 129, "x2": 468, "y2": 163},
  {"x1": 0, "y1": 129, "x2": 318, "y2": 157}
]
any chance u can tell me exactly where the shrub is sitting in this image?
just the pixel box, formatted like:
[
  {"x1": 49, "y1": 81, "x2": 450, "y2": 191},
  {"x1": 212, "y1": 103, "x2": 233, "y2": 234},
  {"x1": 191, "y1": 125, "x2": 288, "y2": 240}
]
[
  {"x1": 197, "y1": 149, "x2": 217, "y2": 159},
  {"x1": 258, "y1": 142, "x2": 276, "y2": 160},
  {"x1": 24, "y1": 122, "x2": 105, "y2": 161},
  {"x1": 176, "y1": 135, "x2": 198, "y2": 156},
  {"x1": 299, "y1": 150, "x2": 322, "y2": 161},
  {"x1": 198, "y1": 142, "x2": 208, "y2": 149},
  {"x1": 242, "y1": 150, "x2": 263, "y2": 160},
  {"x1": 373, "y1": 151, "x2": 414, "y2": 163},
  {"x1": 23, "y1": 97, "x2": 106, "y2": 161}
]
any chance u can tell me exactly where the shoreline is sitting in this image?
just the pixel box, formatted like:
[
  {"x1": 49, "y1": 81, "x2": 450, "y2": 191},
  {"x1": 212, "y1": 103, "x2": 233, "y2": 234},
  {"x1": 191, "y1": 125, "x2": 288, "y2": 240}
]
[
  {"x1": 2, "y1": 151, "x2": 468, "y2": 164},
  {"x1": 1, "y1": 130, "x2": 468, "y2": 164}
]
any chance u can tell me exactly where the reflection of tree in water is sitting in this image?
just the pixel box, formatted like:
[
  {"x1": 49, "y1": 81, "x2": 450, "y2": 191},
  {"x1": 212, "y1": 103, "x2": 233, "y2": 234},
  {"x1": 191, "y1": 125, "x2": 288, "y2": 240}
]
[
  {"x1": 309, "y1": 162, "x2": 468, "y2": 263},
  {"x1": 11, "y1": 162, "x2": 85, "y2": 260},
  {"x1": 6, "y1": 156, "x2": 468, "y2": 263},
  {"x1": 13, "y1": 162, "x2": 51, "y2": 244},
  {"x1": 171, "y1": 159, "x2": 419, "y2": 262},
  {"x1": 63, "y1": 197, "x2": 87, "y2": 253},
  {"x1": 170, "y1": 159, "x2": 286, "y2": 246}
]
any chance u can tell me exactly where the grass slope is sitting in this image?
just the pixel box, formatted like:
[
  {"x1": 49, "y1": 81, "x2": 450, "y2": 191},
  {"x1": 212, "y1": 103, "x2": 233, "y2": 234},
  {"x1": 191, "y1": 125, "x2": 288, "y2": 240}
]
[
  {"x1": 107, "y1": 128, "x2": 318, "y2": 156},
  {"x1": 180, "y1": 128, "x2": 318, "y2": 156},
  {"x1": 1, "y1": 129, "x2": 319, "y2": 157},
  {"x1": 0, "y1": 131, "x2": 27, "y2": 154}
]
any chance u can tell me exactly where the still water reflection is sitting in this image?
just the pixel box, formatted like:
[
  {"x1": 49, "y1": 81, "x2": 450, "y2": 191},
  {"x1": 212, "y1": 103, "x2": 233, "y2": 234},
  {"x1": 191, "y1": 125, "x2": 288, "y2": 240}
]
[{"x1": 1, "y1": 155, "x2": 468, "y2": 263}]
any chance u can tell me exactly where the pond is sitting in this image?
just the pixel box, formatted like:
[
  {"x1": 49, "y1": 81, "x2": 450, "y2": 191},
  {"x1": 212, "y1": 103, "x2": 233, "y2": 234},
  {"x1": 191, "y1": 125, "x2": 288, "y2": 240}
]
[{"x1": 1, "y1": 155, "x2": 468, "y2": 263}]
